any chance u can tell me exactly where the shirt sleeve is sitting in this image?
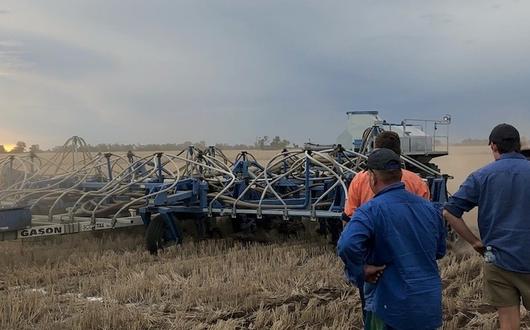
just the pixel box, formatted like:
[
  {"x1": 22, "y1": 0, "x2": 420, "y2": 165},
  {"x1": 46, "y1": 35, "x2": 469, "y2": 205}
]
[
  {"x1": 337, "y1": 208, "x2": 374, "y2": 284},
  {"x1": 344, "y1": 174, "x2": 362, "y2": 218},
  {"x1": 435, "y1": 208, "x2": 447, "y2": 260},
  {"x1": 419, "y1": 180, "x2": 431, "y2": 200},
  {"x1": 444, "y1": 173, "x2": 480, "y2": 218}
]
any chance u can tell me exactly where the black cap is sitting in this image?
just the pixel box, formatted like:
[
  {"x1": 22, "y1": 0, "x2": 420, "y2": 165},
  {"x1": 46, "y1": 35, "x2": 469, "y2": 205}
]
[
  {"x1": 366, "y1": 148, "x2": 402, "y2": 170},
  {"x1": 489, "y1": 123, "x2": 520, "y2": 145}
]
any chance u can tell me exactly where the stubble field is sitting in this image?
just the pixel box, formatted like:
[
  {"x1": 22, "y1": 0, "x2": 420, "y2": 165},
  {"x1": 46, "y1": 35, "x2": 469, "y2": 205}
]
[{"x1": 1, "y1": 146, "x2": 529, "y2": 329}]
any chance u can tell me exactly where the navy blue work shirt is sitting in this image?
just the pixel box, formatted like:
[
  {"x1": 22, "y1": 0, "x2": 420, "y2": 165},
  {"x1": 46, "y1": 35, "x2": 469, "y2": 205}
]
[
  {"x1": 338, "y1": 182, "x2": 446, "y2": 330},
  {"x1": 444, "y1": 152, "x2": 530, "y2": 273}
]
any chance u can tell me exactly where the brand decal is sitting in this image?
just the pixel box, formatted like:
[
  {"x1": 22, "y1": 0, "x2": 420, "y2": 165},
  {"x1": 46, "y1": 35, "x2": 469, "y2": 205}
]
[{"x1": 19, "y1": 225, "x2": 64, "y2": 238}]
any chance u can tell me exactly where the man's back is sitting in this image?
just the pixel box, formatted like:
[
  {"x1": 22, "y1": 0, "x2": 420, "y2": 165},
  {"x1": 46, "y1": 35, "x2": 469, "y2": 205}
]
[
  {"x1": 339, "y1": 183, "x2": 446, "y2": 330},
  {"x1": 344, "y1": 169, "x2": 430, "y2": 217},
  {"x1": 445, "y1": 152, "x2": 530, "y2": 273}
]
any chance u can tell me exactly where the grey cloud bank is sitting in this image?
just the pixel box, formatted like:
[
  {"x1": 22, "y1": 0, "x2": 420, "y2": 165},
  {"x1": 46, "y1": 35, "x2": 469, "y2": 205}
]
[{"x1": 0, "y1": 1, "x2": 529, "y2": 147}]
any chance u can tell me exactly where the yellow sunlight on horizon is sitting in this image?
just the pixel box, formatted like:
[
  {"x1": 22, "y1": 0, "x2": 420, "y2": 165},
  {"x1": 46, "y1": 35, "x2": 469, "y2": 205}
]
[{"x1": 3, "y1": 144, "x2": 15, "y2": 152}]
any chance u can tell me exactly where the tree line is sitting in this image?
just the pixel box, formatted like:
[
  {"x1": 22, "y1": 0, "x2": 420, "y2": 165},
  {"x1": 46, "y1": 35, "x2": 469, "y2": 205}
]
[
  {"x1": 4, "y1": 135, "x2": 527, "y2": 154},
  {"x1": 1, "y1": 136, "x2": 294, "y2": 153}
]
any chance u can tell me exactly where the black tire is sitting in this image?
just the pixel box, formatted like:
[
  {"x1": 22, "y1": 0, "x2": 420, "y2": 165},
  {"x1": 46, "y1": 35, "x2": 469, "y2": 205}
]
[{"x1": 145, "y1": 215, "x2": 165, "y2": 255}]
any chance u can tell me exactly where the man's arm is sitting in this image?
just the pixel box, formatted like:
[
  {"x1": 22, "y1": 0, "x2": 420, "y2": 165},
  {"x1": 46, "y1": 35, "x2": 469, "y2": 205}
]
[
  {"x1": 443, "y1": 210, "x2": 484, "y2": 254},
  {"x1": 337, "y1": 209, "x2": 375, "y2": 284},
  {"x1": 443, "y1": 173, "x2": 483, "y2": 254},
  {"x1": 342, "y1": 174, "x2": 362, "y2": 225}
]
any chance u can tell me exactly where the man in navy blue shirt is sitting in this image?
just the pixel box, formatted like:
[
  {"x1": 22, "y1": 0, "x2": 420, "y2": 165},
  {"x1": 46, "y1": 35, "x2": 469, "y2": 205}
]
[
  {"x1": 444, "y1": 123, "x2": 530, "y2": 330},
  {"x1": 338, "y1": 148, "x2": 446, "y2": 330}
]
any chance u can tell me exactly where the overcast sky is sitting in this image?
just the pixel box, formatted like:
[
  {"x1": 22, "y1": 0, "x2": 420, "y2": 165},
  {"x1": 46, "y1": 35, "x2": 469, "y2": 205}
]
[{"x1": 1, "y1": 1, "x2": 530, "y2": 148}]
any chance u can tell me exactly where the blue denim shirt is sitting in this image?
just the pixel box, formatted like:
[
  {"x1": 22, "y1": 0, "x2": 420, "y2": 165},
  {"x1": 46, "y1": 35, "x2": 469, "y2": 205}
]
[
  {"x1": 444, "y1": 152, "x2": 530, "y2": 273},
  {"x1": 338, "y1": 182, "x2": 446, "y2": 330}
]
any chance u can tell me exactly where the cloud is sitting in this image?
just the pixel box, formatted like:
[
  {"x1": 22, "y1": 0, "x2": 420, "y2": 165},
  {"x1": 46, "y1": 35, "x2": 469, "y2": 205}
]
[
  {"x1": 0, "y1": 40, "x2": 26, "y2": 74},
  {"x1": 1, "y1": 0, "x2": 530, "y2": 147},
  {"x1": 0, "y1": 30, "x2": 115, "y2": 80}
]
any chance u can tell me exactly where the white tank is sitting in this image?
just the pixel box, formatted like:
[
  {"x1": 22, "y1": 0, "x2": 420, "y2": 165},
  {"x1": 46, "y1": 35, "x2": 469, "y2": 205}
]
[
  {"x1": 336, "y1": 111, "x2": 381, "y2": 150},
  {"x1": 337, "y1": 111, "x2": 449, "y2": 156}
]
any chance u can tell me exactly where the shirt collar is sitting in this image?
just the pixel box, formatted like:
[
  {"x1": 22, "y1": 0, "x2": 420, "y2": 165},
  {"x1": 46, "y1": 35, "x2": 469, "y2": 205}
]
[
  {"x1": 499, "y1": 152, "x2": 526, "y2": 160},
  {"x1": 374, "y1": 182, "x2": 405, "y2": 197}
]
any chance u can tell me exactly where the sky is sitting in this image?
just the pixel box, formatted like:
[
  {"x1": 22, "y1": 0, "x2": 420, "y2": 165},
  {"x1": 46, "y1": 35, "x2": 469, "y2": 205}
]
[{"x1": 1, "y1": 1, "x2": 530, "y2": 148}]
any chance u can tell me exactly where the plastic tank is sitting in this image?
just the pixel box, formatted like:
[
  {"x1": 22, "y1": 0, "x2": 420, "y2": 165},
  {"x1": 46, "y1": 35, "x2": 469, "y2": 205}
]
[{"x1": 336, "y1": 111, "x2": 381, "y2": 150}]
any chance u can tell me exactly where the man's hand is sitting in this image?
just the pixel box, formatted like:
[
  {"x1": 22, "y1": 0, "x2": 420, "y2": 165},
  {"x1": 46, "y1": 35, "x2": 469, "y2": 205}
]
[
  {"x1": 472, "y1": 240, "x2": 485, "y2": 255},
  {"x1": 364, "y1": 265, "x2": 386, "y2": 284}
]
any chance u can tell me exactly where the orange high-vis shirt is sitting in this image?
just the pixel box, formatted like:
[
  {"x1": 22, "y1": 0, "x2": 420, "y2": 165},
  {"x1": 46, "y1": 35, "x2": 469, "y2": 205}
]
[{"x1": 343, "y1": 169, "x2": 430, "y2": 217}]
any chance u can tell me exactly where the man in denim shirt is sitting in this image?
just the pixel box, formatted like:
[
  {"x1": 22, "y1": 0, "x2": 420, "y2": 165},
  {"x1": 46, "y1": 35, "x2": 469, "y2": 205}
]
[
  {"x1": 339, "y1": 148, "x2": 446, "y2": 330},
  {"x1": 444, "y1": 123, "x2": 530, "y2": 330}
]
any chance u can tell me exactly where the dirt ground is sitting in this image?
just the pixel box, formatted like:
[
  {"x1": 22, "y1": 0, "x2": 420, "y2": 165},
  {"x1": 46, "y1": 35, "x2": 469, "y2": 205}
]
[{"x1": 1, "y1": 146, "x2": 529, "y2": 329}]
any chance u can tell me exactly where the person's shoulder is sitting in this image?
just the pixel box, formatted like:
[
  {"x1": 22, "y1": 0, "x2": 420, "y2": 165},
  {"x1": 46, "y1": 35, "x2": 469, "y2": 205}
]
[
  {"x1": 350, "y1": 202, "x2": 373, "y2": 224},
  {"x1": 352, "y1": 170, "x2": 370, "y2": 183},
  {"x1": 356, "y1": 196, "x2": 379, "y2": 214},
  {"x1": 359, "y1": 186, "x2": 400, "y2": 211},
  {"x1": 509, "y1": 155, "x2": 530, "y2": 170},
  {"x1": 400, "y1": 186, "x2": 428, "y2": 203},
  {"x1": 479, "y1": 159, "x2": 500, "y2": 171},
  {"x1": 394, "y1": 183, "x2": 433, "y2": 207},
  {"x1": 472, "y1": 158, "x2": 516, "y2": 179},
  {"x1": 405, "y1": 192, "x2": 441, "y2": 215},
  {"x1": 401, "y1": 170, "x2": 429, "y2": 195},
  {"x1": 402, "y1": 169, "x2": 424, "y2": 182},
  {"x1": 349, "y1": 171, "x2": 370, "y2": 192}
]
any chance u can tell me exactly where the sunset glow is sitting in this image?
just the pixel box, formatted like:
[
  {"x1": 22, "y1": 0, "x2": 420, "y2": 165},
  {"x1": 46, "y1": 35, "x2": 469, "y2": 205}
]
[{"x1": 3, "y1": 144, "x2": 15, "y2": 152}]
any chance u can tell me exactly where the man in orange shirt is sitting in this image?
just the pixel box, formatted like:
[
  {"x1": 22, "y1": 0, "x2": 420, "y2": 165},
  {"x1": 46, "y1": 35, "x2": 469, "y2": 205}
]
[{"x1": 342, "y1": 131, "x2": 430, "y2": 223}]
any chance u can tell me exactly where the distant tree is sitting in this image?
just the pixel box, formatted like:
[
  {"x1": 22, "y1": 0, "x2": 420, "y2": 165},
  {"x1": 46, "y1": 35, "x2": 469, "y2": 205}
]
[
  {"x1": 254, "y1": 136, "x2": 290, "y2": 149},
  {"x1": 270, "y1": 136, "x2": 290, "y2": 149},
  {"x1": 0, "y1": 145, "x2": 6, "y2": 154},
  {"x1": 215, "y1": 143, "x2": 230, "y2": 149},
  {"x1": 214, "y1": 142, "x2": 254, "y2": 150},
  {"x1": 29, "y1": 144, "x2": 41, "y2": 153},
  {"x1": 11, "y1": 141, "x2": 26, "y2": 153},
  {"x1": 47, "y1": 139, "x2": 289, "y2": 152},
  {"x1": 255, "y1": 136, "x2": 269, "y2": 149}
]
